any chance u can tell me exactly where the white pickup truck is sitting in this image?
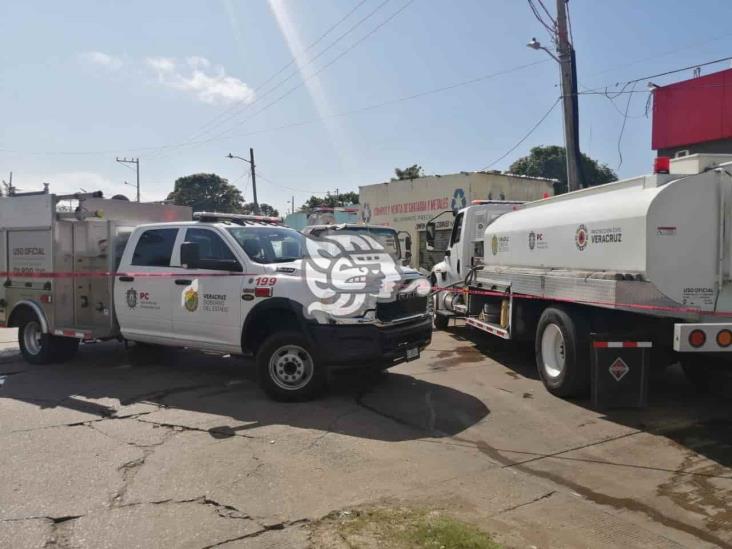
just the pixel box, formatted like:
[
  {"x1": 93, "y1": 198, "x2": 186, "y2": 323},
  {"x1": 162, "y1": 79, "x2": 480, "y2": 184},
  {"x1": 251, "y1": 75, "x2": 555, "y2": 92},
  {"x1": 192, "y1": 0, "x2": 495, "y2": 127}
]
[{"x1": 0, "y1": 191, "x2": 432, "y2": 400}]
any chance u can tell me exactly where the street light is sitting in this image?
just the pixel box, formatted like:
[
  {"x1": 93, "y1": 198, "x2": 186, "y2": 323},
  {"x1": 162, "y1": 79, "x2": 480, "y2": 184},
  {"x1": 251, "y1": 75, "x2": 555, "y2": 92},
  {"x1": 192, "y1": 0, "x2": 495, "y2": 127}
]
[
  {"x1": 226, "y1": 150, "x2": 258, "y2": 214},
  {"x1": 527, "y1": 27, "x2": 582, "y2": 192},
  {"x1": 526, "y1": 37, "x2": 559, "y2": 63}
]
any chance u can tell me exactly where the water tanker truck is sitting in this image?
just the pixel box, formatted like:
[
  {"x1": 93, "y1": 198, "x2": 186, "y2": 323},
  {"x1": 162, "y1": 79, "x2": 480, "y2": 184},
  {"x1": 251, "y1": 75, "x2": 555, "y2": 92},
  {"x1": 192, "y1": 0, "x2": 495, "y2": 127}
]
[{"x1": 427, "y1": 153, "x2": 732, "y2": 396}]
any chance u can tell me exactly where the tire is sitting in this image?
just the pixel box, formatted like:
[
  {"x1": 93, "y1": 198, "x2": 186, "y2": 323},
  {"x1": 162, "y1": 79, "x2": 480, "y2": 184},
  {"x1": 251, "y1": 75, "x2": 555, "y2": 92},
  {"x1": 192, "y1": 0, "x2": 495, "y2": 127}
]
[
  {"x1": 256, "y1": 331, "x2": 325, "y2": 401},
  {"x1": 535, "y1": 307, "x2": 589, "y2": 397},
  {"x1": 17, "y1": 315, "x2": 77, "y2": 364},
  {"x1": 434, "y1": 311, "x2": 450, "y2": 330}
]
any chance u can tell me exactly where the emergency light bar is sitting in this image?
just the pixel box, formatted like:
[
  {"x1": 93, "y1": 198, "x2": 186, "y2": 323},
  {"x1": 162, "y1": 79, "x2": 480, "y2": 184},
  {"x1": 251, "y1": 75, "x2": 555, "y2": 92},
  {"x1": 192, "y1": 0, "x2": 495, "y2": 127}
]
[
  {"x1": 470, "y1": 200, "x2": 526, "y2": 205},
  {"x1": 193, "y1": 212, "x2": 282, "y2": 225}
]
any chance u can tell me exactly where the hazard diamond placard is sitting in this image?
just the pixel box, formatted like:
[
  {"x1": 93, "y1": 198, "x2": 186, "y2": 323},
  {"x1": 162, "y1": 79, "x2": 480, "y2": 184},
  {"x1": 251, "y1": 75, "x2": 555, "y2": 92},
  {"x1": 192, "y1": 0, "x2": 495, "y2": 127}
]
[
  {"x1": 591, "y1": 339, "x2": 650, "y2": 409},
  {"x1": 608, "y1": 357, "x2": 630, "y2": 381}
]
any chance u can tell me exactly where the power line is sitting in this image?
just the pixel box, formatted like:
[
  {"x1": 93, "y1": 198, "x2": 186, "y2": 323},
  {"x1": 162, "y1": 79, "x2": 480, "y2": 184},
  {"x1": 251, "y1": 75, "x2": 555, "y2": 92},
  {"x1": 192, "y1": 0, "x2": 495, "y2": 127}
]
[
  {"x1": 536, "y1": 0, "x2": 557, "y2": 26},
  {"x1": 151, "y1": 58, "x2": 549, "y2": 160},
  {"x1": 255, "y1": 169, "x2": 329, "y2": 195},
  {"x1": 0, "y1": 58, "x2": 548, "y2": 157},
  {"x1": 187, "y1": 0, "x2": 416, "y2": 148},
  {"x1": 615, "y1": 81, "x2": 637, "y2": 170},
  {"x1": 528, "y1": 0, "x2": 555, "y2": 38},
  {"x1": 482, "y1": 96, "x2": 562, "y2": 171},
  {"x1": 191, "y1": 58, "x2": 549, "y2": 148},
  {"x1": 189, "y1": 0, "x2": 370, "y2": 142},
  {"x1": 583, "y1": 30, "x2": 732, "y2": 81},
  {"x1": 583, "y1": 55, "x2": 732, "y2": 94},
  {"x1": 565, "y1": 0, "x2": 575, "y2": 45},
  {"x1": 183, "y1": 0, "x2": 393, "y2": 146}
]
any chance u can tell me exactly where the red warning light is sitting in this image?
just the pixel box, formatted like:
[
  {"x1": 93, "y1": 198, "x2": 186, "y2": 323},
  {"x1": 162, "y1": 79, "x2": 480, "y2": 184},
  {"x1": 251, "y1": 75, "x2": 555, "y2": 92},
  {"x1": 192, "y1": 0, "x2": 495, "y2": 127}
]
[
  {"x1": 254, "y1": 287, "x2": 272, "y2": 298},
  {"x1": 654, "y1": 156, "x2": 670, "y2": 174},
  {"x1": 688, "y1": 329, "x2": 706, "y2": 348}
]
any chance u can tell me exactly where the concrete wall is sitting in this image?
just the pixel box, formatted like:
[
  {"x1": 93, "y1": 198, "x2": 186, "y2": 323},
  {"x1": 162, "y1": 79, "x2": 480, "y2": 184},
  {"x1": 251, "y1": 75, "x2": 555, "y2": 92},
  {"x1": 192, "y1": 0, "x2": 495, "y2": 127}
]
[{"x1": 358, "y1": 172, "x2": 554, "y2": 269}]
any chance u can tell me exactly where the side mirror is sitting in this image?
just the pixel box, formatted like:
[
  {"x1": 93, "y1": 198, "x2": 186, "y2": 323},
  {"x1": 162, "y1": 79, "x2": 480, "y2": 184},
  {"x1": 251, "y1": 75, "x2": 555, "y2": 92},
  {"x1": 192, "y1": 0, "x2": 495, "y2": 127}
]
[
  {"x1": 397, "y1": 231, "x2": 412, "y2": 260},
  {"x1": 425, "y1": 222, "x2": 436, "y2": 250},
  {"x1": 445, "y1": 249, "x2": 451, "y2": 257},
  {"x1": 180, "y1": 241, "x2": 200, "y2": 268}
]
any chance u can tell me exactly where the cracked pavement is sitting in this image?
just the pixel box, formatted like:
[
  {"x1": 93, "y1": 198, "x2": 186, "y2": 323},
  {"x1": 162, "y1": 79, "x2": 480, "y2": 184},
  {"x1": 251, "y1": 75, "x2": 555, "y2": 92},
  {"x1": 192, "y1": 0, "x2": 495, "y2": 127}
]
[{"x1": 0, "y1": 326, "x2": 730, "y2": 548}]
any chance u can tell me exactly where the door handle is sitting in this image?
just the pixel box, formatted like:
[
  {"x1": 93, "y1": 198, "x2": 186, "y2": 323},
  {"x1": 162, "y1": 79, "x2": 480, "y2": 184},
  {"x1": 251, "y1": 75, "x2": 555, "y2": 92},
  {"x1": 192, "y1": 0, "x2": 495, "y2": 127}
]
[
  {"x1": 118, "y1": 276, "x2": 134, "y2": 282},
  {"x1": 175, "y1": 279, "x2": 192, "y2": 286}
]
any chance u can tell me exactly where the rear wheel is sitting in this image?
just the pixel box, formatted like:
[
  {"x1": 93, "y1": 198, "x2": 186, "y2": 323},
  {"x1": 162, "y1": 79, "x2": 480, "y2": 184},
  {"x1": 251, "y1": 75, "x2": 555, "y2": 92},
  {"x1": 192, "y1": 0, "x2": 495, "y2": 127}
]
[
  {"x1": 535, "y1": 307, "x2": 589, "y2": 397},
  {"x1": 256, "y1": 331, "x2": 325, "y2": 401},
  {"x1": 18, "y1": 316, "x2": 78, "y2": 364}
]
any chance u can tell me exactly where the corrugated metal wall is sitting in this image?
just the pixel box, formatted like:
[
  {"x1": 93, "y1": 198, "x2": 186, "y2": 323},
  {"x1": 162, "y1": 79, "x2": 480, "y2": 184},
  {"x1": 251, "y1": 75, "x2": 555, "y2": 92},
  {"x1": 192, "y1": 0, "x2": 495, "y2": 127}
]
[{"x1": 652, "y1": 68, "x2": 732, "y2": 150}]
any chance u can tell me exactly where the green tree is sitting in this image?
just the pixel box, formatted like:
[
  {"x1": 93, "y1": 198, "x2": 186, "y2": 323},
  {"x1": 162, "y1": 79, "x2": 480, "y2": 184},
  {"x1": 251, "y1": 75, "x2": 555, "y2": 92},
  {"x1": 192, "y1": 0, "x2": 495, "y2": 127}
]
[
  {"x1": 167, "y1": 173, "x2": 244, "y2": 212},
  {"x1": 242, "y1": 202, "x2": 279, "y2": 217},
  {"x1": 392, "y1": 164, "x2": 423, "y2": 181},
  {"x1": 508, "y1": 146, "x2": 617, "y2": 194},
  {"x1": 299, "y1": 192, "x2": 359, "y2": 210}
]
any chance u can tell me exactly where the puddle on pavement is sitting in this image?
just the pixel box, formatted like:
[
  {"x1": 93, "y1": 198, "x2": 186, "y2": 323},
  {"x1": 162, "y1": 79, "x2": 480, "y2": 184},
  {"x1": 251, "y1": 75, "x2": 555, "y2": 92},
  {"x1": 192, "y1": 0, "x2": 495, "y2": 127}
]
[
  {"x1": 430, "y1": 348, "x2": 484, "y2": 369},
  {"x1": 656, "y1": 419, "x2": 732, "y2": 534}
]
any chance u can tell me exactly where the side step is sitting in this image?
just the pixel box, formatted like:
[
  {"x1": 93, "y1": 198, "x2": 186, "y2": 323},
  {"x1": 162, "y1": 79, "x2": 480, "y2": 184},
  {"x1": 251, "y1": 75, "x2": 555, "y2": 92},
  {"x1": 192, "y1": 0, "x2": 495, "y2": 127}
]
[{"x1": 466, "y1": 317, "x2": 510, "y2": 339}]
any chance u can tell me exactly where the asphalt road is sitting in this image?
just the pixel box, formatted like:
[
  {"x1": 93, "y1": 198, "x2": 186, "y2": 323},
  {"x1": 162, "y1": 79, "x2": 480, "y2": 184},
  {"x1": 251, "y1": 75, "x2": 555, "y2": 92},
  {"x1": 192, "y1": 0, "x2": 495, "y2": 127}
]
[{"x1": 0, "y1": 325, "x2": 730, "y2": 548}]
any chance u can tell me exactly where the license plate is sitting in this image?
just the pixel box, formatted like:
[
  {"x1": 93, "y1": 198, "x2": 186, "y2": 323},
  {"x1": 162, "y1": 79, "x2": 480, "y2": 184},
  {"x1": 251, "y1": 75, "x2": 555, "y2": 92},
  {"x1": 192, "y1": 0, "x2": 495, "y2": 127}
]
[{"x1": 406, "y1": 347, "x2": 419, "y2": 361}]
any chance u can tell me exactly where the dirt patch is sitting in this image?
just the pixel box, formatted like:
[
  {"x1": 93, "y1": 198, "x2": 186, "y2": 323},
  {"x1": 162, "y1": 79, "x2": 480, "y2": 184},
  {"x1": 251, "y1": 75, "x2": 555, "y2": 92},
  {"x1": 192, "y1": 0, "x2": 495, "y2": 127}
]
[{"x1": 309, "y1": 505, "x2": 500, "y2": 548}]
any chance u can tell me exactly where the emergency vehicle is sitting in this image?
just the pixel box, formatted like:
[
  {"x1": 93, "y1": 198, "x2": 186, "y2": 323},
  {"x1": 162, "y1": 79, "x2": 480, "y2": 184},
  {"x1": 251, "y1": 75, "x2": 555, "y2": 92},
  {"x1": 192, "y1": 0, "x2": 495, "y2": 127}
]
[
  {"x1": 0, "y1": 191, "x2": 432, "y2": 400},
  {"x1": 428, "y1": 154, "x2": 732, "y2": 396}
]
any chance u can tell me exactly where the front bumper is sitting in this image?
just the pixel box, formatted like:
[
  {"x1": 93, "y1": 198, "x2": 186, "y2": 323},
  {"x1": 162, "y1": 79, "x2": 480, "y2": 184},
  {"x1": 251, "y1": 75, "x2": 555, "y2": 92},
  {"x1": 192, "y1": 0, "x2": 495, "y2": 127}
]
[{"x1": 307, "y1": 316, "x2": 432, "y2": 369}]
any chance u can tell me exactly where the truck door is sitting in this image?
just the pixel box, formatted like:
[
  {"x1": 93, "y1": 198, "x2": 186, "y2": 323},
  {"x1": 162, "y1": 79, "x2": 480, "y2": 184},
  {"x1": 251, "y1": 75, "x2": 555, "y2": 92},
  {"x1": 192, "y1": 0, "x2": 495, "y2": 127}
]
[
  {"x1": 443, "y1": 211, "x2": 465, "y2": 285},
  {"x1": 114, "y1": 227, "x2": 179, "y2": 343},
  {"x1": 171, "y1": 227, "x2": 245, "y2": 351}
]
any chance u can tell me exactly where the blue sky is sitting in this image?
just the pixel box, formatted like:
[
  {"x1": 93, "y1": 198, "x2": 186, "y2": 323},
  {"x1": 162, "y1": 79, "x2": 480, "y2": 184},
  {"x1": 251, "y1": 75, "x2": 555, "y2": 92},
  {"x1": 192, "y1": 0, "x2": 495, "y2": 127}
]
[{"x1": 2, "y1": 0, "x2": 732, "y2": 216}]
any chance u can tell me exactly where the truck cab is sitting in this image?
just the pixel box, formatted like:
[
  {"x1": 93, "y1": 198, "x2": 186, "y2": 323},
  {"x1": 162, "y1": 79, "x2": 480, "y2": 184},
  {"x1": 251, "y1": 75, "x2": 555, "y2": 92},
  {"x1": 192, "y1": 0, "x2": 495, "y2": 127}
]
[
  {"x1": 114, "y1": 212, "x2": 432, "y2": 400},
  {"x1": 425, "y1": 201, "x2": 523, "y2": 327}
]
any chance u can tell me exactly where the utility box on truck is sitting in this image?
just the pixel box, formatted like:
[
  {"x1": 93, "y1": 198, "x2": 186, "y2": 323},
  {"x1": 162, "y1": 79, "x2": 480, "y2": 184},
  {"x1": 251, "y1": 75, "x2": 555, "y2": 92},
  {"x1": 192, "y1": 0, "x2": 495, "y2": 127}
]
[{"x1": 0, "y1": 191, "x2": 191, "y2": 340}]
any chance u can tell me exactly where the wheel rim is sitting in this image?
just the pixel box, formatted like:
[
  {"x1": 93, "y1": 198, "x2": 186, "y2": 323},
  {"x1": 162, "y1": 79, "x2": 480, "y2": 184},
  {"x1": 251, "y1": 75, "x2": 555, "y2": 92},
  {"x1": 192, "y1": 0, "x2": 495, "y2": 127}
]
[
  {"x1": 541, "y1": 323, "x2": 566, "y2": 379},
  {"x1": 23, "y1": 321, "x2": 43, "y2": 356},
  {"x1": 268, "y1": 344, "x2": 314, "y2": 391}
]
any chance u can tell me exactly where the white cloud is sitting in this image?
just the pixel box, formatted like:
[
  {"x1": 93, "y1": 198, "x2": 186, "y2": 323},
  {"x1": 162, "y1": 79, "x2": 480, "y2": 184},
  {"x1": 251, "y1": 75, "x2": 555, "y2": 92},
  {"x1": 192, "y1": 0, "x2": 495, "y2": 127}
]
[
  {"x1": 145, "y1": 56, "x2": 255, "y2": 106},
  {"x1": 79, "y1": 51, "x2": 124, "y2": 71},
  {"x1": 145, "y1": 56, "x2": 176, "y2": 74}
]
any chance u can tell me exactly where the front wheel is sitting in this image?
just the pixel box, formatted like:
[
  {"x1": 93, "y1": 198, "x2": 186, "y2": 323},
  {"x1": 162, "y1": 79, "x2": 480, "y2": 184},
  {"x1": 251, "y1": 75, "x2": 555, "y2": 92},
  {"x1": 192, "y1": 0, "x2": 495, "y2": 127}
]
[
  {"x1": 535, "y1": 307, "x2": 589, "y2": 397},
  {"x1": 256, "y1": 331, "x2": 325, "y2": 401}
]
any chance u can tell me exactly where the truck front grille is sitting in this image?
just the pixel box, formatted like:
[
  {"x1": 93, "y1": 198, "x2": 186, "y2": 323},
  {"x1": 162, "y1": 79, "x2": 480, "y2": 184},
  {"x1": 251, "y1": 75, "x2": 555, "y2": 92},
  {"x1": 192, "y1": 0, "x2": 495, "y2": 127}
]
[{"x1": 376, "y1": 295, "x2": 428, "y2": 322}]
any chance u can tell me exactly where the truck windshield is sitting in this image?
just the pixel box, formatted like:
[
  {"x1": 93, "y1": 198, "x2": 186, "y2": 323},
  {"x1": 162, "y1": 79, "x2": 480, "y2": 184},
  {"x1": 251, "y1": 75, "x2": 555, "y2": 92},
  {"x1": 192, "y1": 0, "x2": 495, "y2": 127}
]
[
  {"x1": 310, "y1": 227, "x2": 401, "y2": 259},
  {"x1": 227, "y1": 227, "x2": 305, "y2": 264}
]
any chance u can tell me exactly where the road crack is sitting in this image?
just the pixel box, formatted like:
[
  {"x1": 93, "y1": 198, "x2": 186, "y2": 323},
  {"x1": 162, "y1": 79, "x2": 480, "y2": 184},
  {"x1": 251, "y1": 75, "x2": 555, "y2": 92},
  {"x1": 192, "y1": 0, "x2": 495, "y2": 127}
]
[
  {"x1": 199, "y1": 518, "x2": 310, "y2": 549},
  {"x1": 491, "y1": 490, "x2": 557, "y2": 515}
]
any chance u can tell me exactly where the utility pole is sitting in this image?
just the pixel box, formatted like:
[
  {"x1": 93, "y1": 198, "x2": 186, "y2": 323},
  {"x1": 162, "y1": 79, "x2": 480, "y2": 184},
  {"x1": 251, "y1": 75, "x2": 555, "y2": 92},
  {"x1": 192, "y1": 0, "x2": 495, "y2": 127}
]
[
  {"x1": 556, "y1": 0, "x2": 582, "y2": 192},
  {"x1": 291, "y1": 195, "x2": 295, "y2": 215},
  {"x1": 249, "y1": 148, "x2": 258, "y2": 213},
  {"x1": 116, "y1": 157, "x2": 140, "y2": 202},
  {"x1": 2, "y1": 171, "x2": 13, "y2": 196},
  {"x1": 227, "y1": 148, "x2": 259, "y2": 214}
]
